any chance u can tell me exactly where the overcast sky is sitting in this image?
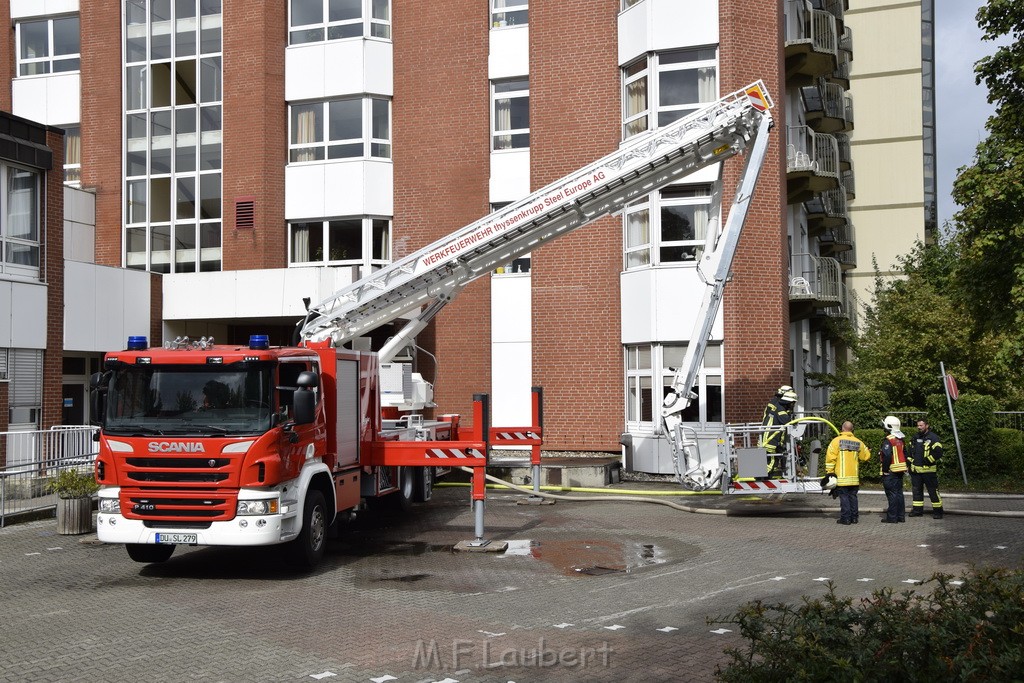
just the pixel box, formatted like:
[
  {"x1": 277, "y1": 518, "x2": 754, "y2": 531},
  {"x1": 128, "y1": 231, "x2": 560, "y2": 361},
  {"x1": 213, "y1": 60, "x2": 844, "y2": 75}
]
[{"x1": 934, "y1": 0, "x2": 1008, "y2": 227}]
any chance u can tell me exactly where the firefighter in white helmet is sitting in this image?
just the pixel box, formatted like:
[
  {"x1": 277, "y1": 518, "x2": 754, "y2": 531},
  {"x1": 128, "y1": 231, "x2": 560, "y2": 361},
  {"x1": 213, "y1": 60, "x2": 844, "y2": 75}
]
[
  {"x1": 760, "y1": 385, "x2": 797, "y2": 477},
  {"x1": 878, "y1": 415, "x2": 908, "y2": 523}
]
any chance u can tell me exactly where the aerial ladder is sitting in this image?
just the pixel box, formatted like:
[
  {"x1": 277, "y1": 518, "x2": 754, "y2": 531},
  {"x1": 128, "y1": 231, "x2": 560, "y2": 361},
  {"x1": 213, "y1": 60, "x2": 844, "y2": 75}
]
[{"x1": 298, "y1": 81, "x2": 776, "y2": 491}]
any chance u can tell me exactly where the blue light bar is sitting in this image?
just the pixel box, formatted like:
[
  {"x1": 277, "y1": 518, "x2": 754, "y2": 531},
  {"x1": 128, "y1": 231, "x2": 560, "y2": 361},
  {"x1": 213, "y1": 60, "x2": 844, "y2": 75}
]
[
  {"x1": 249, "y1": 334, "x2": 270, "y2": 350},
  {"x1": 127, "y1": 336, "x2": 148, "y2": 351}
]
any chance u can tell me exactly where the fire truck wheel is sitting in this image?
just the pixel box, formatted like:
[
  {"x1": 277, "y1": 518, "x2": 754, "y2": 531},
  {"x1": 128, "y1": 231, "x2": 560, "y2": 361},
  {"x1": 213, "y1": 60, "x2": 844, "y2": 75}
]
[
  {"x1": 288, "y1": 489, "x2": 327, "y2": 569},
  {"x1": 413, "y1": 466, "x2": 434, "y2": 503},
  {"x1": 126, "y1": 543, "x2": 175, "y2": 564}
]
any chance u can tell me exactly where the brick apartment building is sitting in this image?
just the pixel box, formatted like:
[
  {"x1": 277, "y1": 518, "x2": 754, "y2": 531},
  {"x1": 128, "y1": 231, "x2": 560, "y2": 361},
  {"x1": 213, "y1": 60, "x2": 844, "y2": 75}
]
[{"x1": 0, "y1": 0, "x2": 924, "y2": 475}]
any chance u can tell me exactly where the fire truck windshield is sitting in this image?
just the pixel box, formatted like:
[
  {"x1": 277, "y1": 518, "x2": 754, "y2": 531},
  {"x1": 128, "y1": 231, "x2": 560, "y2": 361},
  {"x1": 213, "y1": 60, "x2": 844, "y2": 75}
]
[{"x1": 103, "y1": 364, "x2": 275, "y2": 436}]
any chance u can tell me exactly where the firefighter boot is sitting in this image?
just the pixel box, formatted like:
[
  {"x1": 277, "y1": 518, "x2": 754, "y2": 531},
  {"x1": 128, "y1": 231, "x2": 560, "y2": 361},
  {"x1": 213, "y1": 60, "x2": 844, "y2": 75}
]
[
  {"x1": 933, "y1": 509, "x2": 943, "y2": 520},
  {"x1": 909, "y1": 509, "x2": 924, "y2": 517}
]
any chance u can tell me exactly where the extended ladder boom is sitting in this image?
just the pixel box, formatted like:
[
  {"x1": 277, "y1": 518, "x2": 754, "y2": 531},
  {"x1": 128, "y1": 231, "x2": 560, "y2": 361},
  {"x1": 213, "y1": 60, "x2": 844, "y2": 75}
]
[{"x1": 299, "y1": 82, "x2": 774, "y2": 363}]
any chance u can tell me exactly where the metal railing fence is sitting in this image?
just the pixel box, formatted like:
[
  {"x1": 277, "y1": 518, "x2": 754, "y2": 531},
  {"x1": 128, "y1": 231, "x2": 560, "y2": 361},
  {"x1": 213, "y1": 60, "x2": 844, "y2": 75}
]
[{"x1": 0, "y1": 426, "x2": 99, "y2": 527}]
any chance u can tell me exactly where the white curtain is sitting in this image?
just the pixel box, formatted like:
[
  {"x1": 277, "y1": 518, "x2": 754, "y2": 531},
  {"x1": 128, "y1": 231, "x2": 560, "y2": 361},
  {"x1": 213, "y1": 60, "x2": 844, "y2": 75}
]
[
  {"x1": 7, "y1": 169, "x2": 37, "y2": 240},
  {"x1": 625, "y1": 76, "x2": 647, "y2": 135},
  {"x1": 697, "y1": 66, "x2": 717, "y2": 103},
  {"x1": 693, "y1": 205, "x2": 709, "y2": 241},
  {"x1": 494, "y1": 98, "x2": 511, "y2": 149},
  {"x1": 294, "y1": 107, "x2": 318, "y2": 161},
  {"x1": 292, "y1": 224, "x2": 311, "y2": 262}
]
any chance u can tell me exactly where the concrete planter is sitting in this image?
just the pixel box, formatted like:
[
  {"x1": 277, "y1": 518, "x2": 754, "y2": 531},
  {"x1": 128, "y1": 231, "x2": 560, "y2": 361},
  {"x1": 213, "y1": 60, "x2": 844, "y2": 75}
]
[{"x1": 56, "y1": 497, "x2": 94, "y2": 535}]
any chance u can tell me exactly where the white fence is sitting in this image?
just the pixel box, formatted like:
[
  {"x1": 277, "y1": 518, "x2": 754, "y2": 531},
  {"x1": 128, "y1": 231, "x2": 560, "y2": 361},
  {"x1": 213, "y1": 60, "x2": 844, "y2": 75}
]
[{"x1": 0, "y1": 426, "x2": 99, "y2": 527}]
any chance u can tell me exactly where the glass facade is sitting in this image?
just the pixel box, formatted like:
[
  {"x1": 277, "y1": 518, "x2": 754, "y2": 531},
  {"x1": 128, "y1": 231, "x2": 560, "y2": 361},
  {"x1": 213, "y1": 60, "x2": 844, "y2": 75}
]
[{"x1": 124, "y1": 0, "x2": 223, "y2": 273}]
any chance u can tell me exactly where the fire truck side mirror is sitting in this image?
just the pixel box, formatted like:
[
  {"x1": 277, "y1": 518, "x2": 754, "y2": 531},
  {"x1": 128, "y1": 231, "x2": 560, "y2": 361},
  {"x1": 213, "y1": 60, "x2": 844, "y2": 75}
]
[
  {"x1": 89, "y1": 372, "x2": 108, "y2": 427},
  {"x1": 292, "y1": 371, "x2": 318, "y2": 425}
]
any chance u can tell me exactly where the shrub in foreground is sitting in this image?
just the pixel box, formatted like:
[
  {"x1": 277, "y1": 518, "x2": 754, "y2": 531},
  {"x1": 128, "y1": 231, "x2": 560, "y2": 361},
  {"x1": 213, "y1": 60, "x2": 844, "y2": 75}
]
[{"x1": 711, "y1": 566, "x2": 1024, "y2": 682}]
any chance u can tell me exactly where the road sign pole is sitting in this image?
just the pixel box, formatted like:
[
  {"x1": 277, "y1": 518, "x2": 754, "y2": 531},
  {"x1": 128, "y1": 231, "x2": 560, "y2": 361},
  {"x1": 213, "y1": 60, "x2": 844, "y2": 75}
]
[{"x1": 940, "y1": 362, "x2": 968, "y2": 485}]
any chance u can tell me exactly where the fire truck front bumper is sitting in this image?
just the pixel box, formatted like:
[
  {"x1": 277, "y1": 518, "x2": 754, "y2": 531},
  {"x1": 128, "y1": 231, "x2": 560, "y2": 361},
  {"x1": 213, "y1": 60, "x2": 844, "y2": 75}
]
[{"x1": 95, "y1": 488, "x2": 290, "y2": 547}]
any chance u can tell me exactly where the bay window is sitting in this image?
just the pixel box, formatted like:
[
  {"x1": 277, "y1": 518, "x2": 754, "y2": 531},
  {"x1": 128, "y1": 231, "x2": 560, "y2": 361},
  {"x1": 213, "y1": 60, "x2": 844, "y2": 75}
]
[
  {"x1": 623, "y1": 184, "x2": 713, "y2": 268},
  {"x1": 289, "y1": 217, "x2": 391, "y2": 272},
  {"x1": 289, "y1": 0, "x2": 392, "y2": 44},
  {"x1": 289, "y1": 97, "x2": 392, "y2": 162},
  {"x1": 621, "y1": 47, "x2": 718, "y2": 139},
  {"x1": 16, "y1": 15, "x2": 80, "y2": 76},
  {"x1": 626, "y1": 343, "x2": 723, "y2": 427}
]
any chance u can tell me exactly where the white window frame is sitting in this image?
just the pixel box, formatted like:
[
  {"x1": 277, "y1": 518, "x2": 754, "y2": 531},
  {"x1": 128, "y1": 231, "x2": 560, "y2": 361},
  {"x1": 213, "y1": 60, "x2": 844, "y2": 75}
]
[
  {"x1": 288, "y1": 97, "x2": 392, "y2": 163},
  {"x1": 621, "y1": 47, "x2": 719, "y2": 140},
  {"x1": 491, "y1": 0, "x2": 528, "y2": 28},
  {"x1": 625, "y1": 343, "x2": 724, "y2": 429},
  {"x1": 491, "y1": 78, "x2": 530, "y2": 151},
  {"x1": 15, "y1": 15, "x2": 81, "y2": 77},
  {"x1": 2, "y1": 165, "x2": 42, "y2": 280},
  {"x1": 623, "y1": 184, "x2": 714, "y2": 269},
  {"x1": 63, "y1": 126, "x2": 81, "y2": 186},
  {"x1": 288, "y1": 0, "x2": 392, "y2": 45},
  {"x1": 288, "y1": 216, "x2": 392, "y2": 276}
]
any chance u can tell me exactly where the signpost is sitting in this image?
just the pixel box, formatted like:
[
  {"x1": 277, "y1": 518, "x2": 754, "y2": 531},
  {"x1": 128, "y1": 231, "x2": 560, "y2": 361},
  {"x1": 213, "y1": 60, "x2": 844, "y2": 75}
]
[{"x1": 940, "y1": 362, "x2": 968, "y2": 485}]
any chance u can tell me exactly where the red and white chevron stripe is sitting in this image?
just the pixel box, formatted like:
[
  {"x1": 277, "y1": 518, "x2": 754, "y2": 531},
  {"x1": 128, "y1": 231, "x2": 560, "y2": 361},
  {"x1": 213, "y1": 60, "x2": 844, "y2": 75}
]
[
  {"x1": 731, "y1": 479, "x2": 790, "y2": 491},
  {"x1": 425, "y1": 448, "x2": 485, "y2": 459},
  {"x1": 492, "y1": 431, "x2": 539, "y2": 441}
]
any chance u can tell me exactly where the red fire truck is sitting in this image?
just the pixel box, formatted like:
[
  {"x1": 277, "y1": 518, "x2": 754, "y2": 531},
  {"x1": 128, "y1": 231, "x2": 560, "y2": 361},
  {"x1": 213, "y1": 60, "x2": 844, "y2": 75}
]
[{"x1": 91, "y1": 82, "x2": 774, "y2": 567}]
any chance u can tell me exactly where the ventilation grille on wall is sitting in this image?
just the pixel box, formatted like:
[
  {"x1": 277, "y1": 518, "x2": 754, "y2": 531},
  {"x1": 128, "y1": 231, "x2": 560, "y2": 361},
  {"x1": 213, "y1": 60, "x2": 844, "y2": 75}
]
[{"x1": 235, "y1": 196, "x2": 255, "y2": 229}]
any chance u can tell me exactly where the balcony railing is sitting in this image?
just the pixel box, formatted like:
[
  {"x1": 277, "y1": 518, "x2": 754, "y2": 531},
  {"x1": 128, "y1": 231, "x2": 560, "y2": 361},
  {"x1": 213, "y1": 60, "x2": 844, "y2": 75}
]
[
  {"x1": 789, "y1": 253, "x2": 842, "y2": 306},
  {"x1": 842, "y1": 169, "x2": 855, "y2": 199},
  {"x1": 787, "y1": 126, "x2": 840, "y2": 203},
  {"x1": 836, "y1": 243, "x2": 857, "y2": 270},
  {"x1": 825, "y1": 282, "x2": 859, "y2": 334},
  {"x1": 785, "y1": 0, "x2": 838, "y2": 80},
  {"x1": 801, "y1": 79, "x2": 851, "y2": 133},
  {"x1": 835, "y1": 133, "x2": 852, "y2": 170},
  {"x1": 820, "y1": 220, "x2": 854, "y2": 253}
]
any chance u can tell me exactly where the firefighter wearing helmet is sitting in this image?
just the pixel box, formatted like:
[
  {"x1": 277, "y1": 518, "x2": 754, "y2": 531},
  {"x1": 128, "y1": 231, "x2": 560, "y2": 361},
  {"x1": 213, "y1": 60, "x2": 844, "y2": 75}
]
[
  {"x1": 760, "y1": 385, "x2": 797, "y2": 477},
  {"x1": 878, "y1": 415, "x2": 908, "y2": 523}
]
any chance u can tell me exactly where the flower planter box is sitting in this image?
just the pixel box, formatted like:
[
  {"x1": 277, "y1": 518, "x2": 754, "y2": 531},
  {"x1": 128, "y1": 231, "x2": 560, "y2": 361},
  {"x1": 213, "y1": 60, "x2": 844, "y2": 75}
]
[{"x1": 56, "y1": 496, "x2": 94, "y2": 535}]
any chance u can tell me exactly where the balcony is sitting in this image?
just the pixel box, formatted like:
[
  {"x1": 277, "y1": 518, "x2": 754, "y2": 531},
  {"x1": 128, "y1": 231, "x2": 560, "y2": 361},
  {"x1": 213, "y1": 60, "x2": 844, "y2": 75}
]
[
  {"x1": 804, "y1": 186, "x2": 848, "y2": 235},
  {"x1": 842, "y1": 169, "x2": 855, "y2": 200},
  {"x1": 787, "y1": 126, "x2": 840, "y2": 204},
  {"x1": 801, "y1": 79, "x2": 852, "y2": 134},
  {"x1": 789, "y1": 253, "x2": 842, "y2": 320},
  {"x1": 824, "y1": 282, "x2": 859, "y2": 335},
  {"x1": 785, "y1": 0, "x2": 838, "y2": 84},
  {"x1": 829, "y1": 50, "x2": 851, "y2": 89},
  {"x1": 835, "y1": 133, "x2": 852, "y2": 171},
  {"x1": 819, "y1": 221, "x2": 854, "y2": 255},
  {"x1": 836, "y1": 243, "x2": 857, "y2": 270}
]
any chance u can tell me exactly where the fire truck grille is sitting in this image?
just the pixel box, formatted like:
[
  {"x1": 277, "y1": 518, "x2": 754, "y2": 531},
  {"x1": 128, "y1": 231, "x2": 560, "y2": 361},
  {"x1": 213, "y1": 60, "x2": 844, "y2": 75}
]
[
  {"x1": 127, "y1": 471, "x2": 229, "y2": 483},
  {"x1": 124, "y1": 493, "x2": 234, "y2": 521},
  {"x1": 127, "y1": 457, "x2": 231, "y2": 468}
]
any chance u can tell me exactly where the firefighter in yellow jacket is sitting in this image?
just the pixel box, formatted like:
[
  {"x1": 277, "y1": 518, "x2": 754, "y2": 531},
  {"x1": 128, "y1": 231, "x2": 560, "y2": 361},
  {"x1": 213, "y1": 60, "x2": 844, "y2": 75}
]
[{"x1": 825, "y1": 421, "x2": 872, "y2": 525}]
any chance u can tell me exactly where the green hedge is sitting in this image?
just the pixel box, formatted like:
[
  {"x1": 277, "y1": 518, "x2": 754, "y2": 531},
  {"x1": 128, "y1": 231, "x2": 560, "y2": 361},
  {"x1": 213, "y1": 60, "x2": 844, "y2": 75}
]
[{"x1": 712, "y1": 567, "x2": 1024, "y2": 682}]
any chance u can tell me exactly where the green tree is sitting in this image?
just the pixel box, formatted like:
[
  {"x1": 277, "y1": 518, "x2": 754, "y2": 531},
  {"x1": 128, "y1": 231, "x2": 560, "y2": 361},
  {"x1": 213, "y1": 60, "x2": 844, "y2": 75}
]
[{"x1": 951, "y1": 1, "x2": 1024, "y2": 365}]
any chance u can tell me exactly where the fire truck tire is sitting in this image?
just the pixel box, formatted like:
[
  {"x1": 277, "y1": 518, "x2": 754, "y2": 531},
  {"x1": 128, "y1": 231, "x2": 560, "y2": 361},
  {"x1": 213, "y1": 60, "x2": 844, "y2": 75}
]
[
  {"x1": 288, "y1": 489, "x2": 327, "y2": 569},
  {"x1": 413, "y1": 466, "x2": 434, "y2": 502},
  {"x1": 126, "y1": 543, "x2": 175, "y2": 564}
]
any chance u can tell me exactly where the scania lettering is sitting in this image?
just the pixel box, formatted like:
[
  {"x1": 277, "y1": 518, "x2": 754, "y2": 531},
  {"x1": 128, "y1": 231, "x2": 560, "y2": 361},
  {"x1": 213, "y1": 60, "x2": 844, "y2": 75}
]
[{"x1": 92, "y1": 83, "x2": 776, "y2": 568}]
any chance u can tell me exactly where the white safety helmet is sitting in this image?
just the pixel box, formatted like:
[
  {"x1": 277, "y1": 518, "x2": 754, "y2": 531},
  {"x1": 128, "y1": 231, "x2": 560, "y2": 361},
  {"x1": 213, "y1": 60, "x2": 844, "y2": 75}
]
[
  {"x1": 882, "y1": 415, "x2": 904, "y2": 439},
  {"x1": 779, "y1": 387, "x2": 798, "y2": 404},
  {"x1": 820, "y1": 473, "x2": 837, "y2": 491}
]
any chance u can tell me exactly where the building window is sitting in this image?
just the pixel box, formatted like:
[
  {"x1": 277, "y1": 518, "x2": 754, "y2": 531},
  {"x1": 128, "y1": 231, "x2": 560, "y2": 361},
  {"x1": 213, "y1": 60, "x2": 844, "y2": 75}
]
[
  {"x1": 492, "y1": 78, "x2": 529, "y2": 150},
  {"x1": 491, "y1": 202, "x2": 531, "y2": 274},
  {"x1": 288, "y1": 217, "x2": 391, "y2": 272},
  {"x1": 621, "y1": 47, "x2": 718, "y2": 139},
  {"x1": 289, "y1": 0, "x2": 391, "y2": 44},
  {"x1": 123, "y1": 0, "x2": 223, "y2": 273},
  {"x1": 3, "y1": 166, "x2": 41, "y2": 277},
  {"x1": 289, "y1": 97, "x2": 392, "y2": 162},
  {"x1": 623, "y1": 184, "x2": 712, "y2": 268},
  {"x1": 626, "y1": 343, "x2": 723, "y2": 427},
  {"x1": 16, "y1": 15, "x2": 80, "y2": 76},
  {"x1": 63, "y1": 126, "x2": 81, "y2": 185},
  {"x1": 491, "y1": 0, "x2": 527, "y2": 28}
]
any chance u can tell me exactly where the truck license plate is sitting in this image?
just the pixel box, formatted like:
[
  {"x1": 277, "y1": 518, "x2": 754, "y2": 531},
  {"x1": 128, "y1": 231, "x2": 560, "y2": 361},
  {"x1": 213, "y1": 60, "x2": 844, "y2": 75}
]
[{"x1": 155, "y1": 533, "x2": 196, "y2": 544}]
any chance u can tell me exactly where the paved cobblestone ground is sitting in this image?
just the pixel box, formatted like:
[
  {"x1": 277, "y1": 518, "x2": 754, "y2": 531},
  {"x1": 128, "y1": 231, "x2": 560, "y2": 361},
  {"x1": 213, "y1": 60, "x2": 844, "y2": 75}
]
[{"x1": 1, "y1": 487, "x2": 1021, "y2": 683}]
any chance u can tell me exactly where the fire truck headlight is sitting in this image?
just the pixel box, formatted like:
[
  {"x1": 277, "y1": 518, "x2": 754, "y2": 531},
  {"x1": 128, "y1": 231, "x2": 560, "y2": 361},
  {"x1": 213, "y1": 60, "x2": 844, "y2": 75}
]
[
  {"x1": 99, "y1": 498, "x2": 121, "y2": 514},
  {"x1": 236, "y1": 499, "x2": 279, "y2": 516}
]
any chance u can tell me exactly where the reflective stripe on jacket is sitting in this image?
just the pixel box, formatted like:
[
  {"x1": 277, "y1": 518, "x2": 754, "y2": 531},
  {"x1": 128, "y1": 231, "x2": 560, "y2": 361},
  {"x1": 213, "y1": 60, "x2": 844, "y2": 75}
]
[
  {"x1": 880, "y1": 435, "x2": 907, "y2": 475},
  {"x1": 759, "y1": 398, "x2": 792, "y2": 454},
  {"x1": 908, "y1": 430, "x2": 943, "y2": 474},
  {"x1": 826, "y1": 431, "x2": 872, "y2": 486}
]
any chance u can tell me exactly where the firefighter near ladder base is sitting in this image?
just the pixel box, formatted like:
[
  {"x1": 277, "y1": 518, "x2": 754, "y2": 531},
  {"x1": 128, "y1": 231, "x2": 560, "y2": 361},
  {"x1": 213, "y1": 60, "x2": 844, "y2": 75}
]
[
  {"x1": 759, "y1": 385, "x2": 797, "y2": 477},
  {"x1": 878, "y1": 415, "x2": 908, "y2": 523},
  {"x1": 908, "y1": 418, "x2": 944, "y2": 519},
  {"x1": 825, "y1": 421, "x2": 872, "y2": 525}
]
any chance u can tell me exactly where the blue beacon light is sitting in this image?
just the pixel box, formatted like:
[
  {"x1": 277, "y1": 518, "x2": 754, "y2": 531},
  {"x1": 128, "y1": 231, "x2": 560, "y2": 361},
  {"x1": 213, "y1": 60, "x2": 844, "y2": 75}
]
[
  {"x1": 249, "y1": 334, "x2": 270, "y2": 350},
  {"x1": 127, "y1": 336, "x2": 148, "y2": 350}
]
